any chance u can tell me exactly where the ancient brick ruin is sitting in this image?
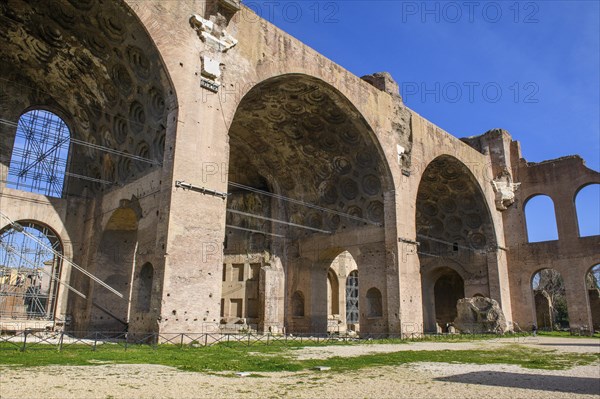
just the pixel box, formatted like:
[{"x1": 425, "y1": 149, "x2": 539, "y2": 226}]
[{"x1": 1, "y1": 0, "x2": 598, "y2": 337}]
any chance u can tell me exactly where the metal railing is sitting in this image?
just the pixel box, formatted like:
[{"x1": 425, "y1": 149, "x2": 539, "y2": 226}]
[{"x1": 0, "y1": 329, "x2": 544, "y2": 352}]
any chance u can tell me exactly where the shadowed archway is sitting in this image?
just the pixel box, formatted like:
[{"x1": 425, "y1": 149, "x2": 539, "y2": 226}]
[
  {"x1": 416, "y1": 155, "x2": 496, "y2": 332},
  {"x1": 223, "y1": 74, "x2": 394, "y2": 334}
]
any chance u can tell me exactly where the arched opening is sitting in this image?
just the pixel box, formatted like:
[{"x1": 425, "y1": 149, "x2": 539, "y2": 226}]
[
  {"x1": 136, "y1": 263, "x2": 153, "y2": 312},
  {"x1": 366, "y1": 287, "x2": 383, "y2": 318},
  {"x1": 292, "y1": 291, "x2": 305, "y2": 317},
  {"x1": 586, "y1": 264, "x2": 600, "y2": 332},
  {"x1": 89, "y1": 203, "x2": 139, "y2": 332},
  {"x1": 225, "y1": 74, "x2": 394, "y2": 334},
  {"x1": 575, "y1": 184, "x2": 600, "y2": 237},
  {"x1": 525, "y1": 195, "x2": 559, "y2": 242},
  {"x1": 416, "y1": 156, "x2": 495, "y2": 332},
  {"x1": 327, "y1": 268, "x2": 339, "y2": 316},
  {"x1": 433, "y1": 269, "x2": 464, "y2": 330},
  {"x1": 532, "y1": 269, "x2": 569, "y2": 330},
  {"x1": 0, "y1": 0, "x2": 176, "y2": 197},
  {"x1": 6, "y1": 110, "x2": 70, "y2": 198},
  {"x1": 324, "y1": 250, "x2": 358, "y2": 334},
  {"x1": 0, "y1": 221, "x2": 62, "y2": 321},
  {"x1": 346, "y1": 270, "x2": 359, "y2": 329}
]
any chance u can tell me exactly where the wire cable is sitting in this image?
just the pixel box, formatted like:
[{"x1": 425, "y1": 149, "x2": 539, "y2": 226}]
[
  {"x1": 228, "y1": 181, "x2": 382, "y2": 227},
  {"x1": 1, "y1": 118, "x2": 161, "y2": 165},
  {"x1": 227, "y1": 209, "x2": 332, "y2": 234},
  {"x1": 0, "y1": 212, "x2": 126, "y2": 300}
]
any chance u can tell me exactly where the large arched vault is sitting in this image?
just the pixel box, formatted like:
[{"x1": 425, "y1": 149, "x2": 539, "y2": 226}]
[
  {"x1": 416, "y1": 156, "x2": 496, "y2": 253},
  {"x1": 223, "y1": 74, "x2": 395, "y2": 334},
  {"x1": 228, "y1": 74, "x2": 392, "y2": 236},
  {"x1": 416, "y1": 156, "x2": 497, "y2": 332}
]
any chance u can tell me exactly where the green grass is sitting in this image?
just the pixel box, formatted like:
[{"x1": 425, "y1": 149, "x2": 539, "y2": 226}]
[
  {"x1": 301, "y1": 345, "x2": 599, "y2": 371},
  {"x1": 0, "y1": 341, "x2": 597, "y2": 373}
]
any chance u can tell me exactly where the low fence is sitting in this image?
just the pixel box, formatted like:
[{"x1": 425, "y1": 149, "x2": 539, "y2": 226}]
[{"x1": 0, "y1": 329, "x2": 543, "y2": 352}]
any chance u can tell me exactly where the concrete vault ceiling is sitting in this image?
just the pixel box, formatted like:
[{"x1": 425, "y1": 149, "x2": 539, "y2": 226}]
[
  {"x1": 416, "y1": 156, "x2": 496, "y2": 253},
  {"x1": 228, "y1": 75, "x2": 391, "y2": 234},
  {"x1": 0, "y1": 0, "x2": 175, "y2": 193}
]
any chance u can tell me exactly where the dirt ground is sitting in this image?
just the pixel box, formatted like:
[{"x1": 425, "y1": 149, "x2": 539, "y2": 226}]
[{"x1": 1, "y1": 336, "x2": 598, "y2": 399}]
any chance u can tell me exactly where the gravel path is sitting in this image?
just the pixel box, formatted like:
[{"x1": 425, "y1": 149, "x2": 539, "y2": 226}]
[
  {"x1": 1, "y1": 337, "x2": 598, "y2": 399},
  {"x1": 293, "y1": 336, "x2": 600, "y2": 359}
]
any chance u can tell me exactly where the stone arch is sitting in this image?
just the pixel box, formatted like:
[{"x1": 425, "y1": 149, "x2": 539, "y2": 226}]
[
  {"x1": 531, "y1": 268, "x2": 569, "y2": 330},
  {"x1": 574, "y1": 183, "x2": 600, "y2": 237},
  {"x1": 136, "y1": 263, "x2": 153, "y2": 313},
  {"x1": 524, "y1": 195, "x2": 559, "y2": 242},
  {"x1": 0, "y1": 220, "x2": 63, "y2": 321},
  {"x1": 327, "y1": 268, "x2": 339, "y2": 316},
  {"x1": 322, "y1": 250, "x2": 359, "y2": 334},
  {"x1": 226, "y1": 74, "x2": 394, "y2": 335},
  {"x1": 6, "y1": 109, "x2": 71, "y2": 198},
  {"x1": 226, "y1": 73, "x2": 394, "y2": 240},
  {"x1": 366, "y1": 287, "x2": 383, "y2": 318},
  {"x1": 346, "y1": 270, "x2": 360, "y2": 327},
  {"x1": 416, "y1": 155, "x2": 497, "y2": 252},
  {"x1": 88, "y1": 200, "x2": 140, "y2": 332},
  {"x1": 0, "y1": 0, "x2": 178, "y2": 196},
  {"x1": 585, "y1": 264, "x2": 600, "y2": 332},
  {"x1": 416, "y1": 155, "x2": 496, "y2": 332},
  {"x1": 421, "y1": 266, "x2": 465, "y2": 332},
  {"x1": 433, "y1": 269, "x2": 464, "y2": 330}
]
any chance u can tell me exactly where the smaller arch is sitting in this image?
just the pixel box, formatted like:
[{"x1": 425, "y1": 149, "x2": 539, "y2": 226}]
[
  {"x1": 136, "y1": 263, "x2": 154, "y2": 312},
  {"x1": 327, "y1": 268, "x2": 339, "y2": 315},
  {"x1": 6, "y1": 110, "x2": 71, "y2": 198},
  {"x1": 575, "y1": 183, "x2": 600, "y2": 237},
  {"x1": 346, "y1": 270, "x2": 359, "y2": 325},
  {"x1": 531, "y1": 268, "x2": 569, "y2": 330},
  {"x1": 325, "y1": 249, "x2": 358, "y2": 332},
  {"x1": 89, "y1": 205, "x2": 139, "y2": 332},
  {"x1": 0, "y1": 220, "x2": 63, "y2": 320},
  {"x1": 415, "y1": 155, "x2": 497, "y2": 262},
  {"x1": 524, "y1": 195, "x2": 559, "y2": 242},
  {"x1": 586, "y1": 264, "x2": 600, "y2": 290},
  {"x1": 0, "y1": 220, "x2": 63, "y2": 249},
  {"x1": 586, "y1": 264, "x2": 600, "y2": 332},
  {"x1": 292, "y1": 290, "x2": 305, "y2": 317},
  {"x1": 366, "y1": 287, "x2": 383, "y2": 318},
  {"x1": 433, "y1": 268, "x2": 464, "y2": 328}
]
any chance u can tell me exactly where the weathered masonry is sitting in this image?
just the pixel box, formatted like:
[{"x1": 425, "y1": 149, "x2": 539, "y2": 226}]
[{"x1": 1, "y1": 0, "x2": 598, "y2": 337}]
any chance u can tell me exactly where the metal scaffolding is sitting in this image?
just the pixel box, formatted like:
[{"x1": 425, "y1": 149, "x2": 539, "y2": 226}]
[
  {"x1": 1, "y1": 108, "x2": 162, "y2": 199},
  {"x1": 345, "y1": 271, "x2": 359, "y2": 325},
  {"x1": 6, "y1": 110, "x2": 70, "y2": 198},
  {"x1": 0, "y1": 222, "x2": 61, "y2": 320}
]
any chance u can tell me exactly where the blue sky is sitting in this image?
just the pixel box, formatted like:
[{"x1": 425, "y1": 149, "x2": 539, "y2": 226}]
[
  {"x1": 244, "y1": 0, "x2": 599, "y2": 168},
  {"x1": 244, "y1": 0, "x2": 600, "y2": 239}
]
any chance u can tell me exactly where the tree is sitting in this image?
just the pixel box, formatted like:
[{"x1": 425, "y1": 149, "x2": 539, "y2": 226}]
[
  {"x1": 586, "y1": 265, "x2": 600, "y2": 290},
  {"x1": 533, "y1": 269, "x2": 568, "y2": 329}
]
